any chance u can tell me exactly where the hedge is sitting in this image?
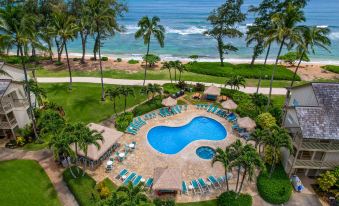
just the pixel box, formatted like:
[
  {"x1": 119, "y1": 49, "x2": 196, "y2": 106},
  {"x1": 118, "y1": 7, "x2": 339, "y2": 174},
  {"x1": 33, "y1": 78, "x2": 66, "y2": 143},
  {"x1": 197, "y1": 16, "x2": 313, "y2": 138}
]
[
  {"x1": 217, "y1": 191, "x2": 252, "y2": 206},
  {"x1": 115, "y1": 112, "x2": 134, "y2": 132},
  {"x1": 322, "y1": 65, "x2": 339, "y2": 74},
  {"x1": 186, "y1": 62, "x2": 300, "y2": 81},
  {"x1": 163, "y1": 83, "x2": 181, "y2": 94},
  {"x1": 257, "y1": 164, "x2": 292, "y2": 204},
  {"x1": 132, "y1": 96, "x2": 163, "y2": 116}
]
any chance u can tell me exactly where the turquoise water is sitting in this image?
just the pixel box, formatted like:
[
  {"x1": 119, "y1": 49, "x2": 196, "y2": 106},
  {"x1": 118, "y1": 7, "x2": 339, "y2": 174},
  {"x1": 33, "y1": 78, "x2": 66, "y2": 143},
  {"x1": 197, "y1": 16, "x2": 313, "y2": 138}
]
[
  {"x1": 196, "y1": 146, "x2": 216, "y2": 160},
  {"x1": 67, "y1": 0, "x2": 339, "y2": 62},
  {"x1": 147, "y1": 116, "x2": 227, "y2": 154}
]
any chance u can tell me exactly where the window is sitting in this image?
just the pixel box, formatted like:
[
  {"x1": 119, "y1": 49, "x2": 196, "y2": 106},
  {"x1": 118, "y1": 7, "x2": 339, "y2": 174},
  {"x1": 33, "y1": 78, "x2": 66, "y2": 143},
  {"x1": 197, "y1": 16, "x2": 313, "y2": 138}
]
[{"x1": 293, "y1": 99, "x2": 299, "y2": 106}]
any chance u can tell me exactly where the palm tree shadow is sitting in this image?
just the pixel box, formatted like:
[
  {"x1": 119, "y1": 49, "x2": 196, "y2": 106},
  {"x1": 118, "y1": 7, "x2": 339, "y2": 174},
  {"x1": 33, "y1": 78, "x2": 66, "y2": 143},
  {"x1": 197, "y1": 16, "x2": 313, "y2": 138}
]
[
  {"x1": 45, "y1": 84, "x2": 69, "y2": 95},
  {"x1": 72, "y1": 95, "x2": 99, "y2": 109}
]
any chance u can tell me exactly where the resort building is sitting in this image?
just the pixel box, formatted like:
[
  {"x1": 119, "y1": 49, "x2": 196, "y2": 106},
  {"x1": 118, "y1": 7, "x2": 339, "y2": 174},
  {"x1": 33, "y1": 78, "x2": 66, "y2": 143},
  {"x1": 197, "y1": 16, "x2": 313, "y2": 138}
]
[
  {"x1": 0, "y1": 62, "x2": 36, "y2": 139},
  {"x1": 282, "y1": 82, "x2": 339, "y2": 177}
]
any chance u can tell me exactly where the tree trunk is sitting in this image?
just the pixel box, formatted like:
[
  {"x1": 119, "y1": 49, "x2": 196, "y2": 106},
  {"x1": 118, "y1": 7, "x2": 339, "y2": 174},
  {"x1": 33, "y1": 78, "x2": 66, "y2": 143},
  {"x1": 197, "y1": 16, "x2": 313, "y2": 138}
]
[
  {"x1": 266, "y1": 38, "x2": 285, "y2": 111},
  {"x1": 31, "y1": 46, "x2": 36, "y2": 57},
  {"x1": 235, "y1": 165, "x2": 241, "y2": 192},
  {"x1": 113, "y1": 98, "x2": 117, "y2": 115},
  {"x1": 47, "y1": 40, "x2": 53, "y2": 62},
  {"x1": 93, "y1": 35, "x2": 99, "y2": 61},
  {"x1": 55, "y1": 37, "x2": 64, "y2": 62},
  {"x1": 124, "y1": 96, "x2": 127, "y2": 114},
  {"x1": 290, "y1": 51, "x2": 304, "y2": 88},
  {"x1": 217, "y1": 37, "x2": 224, "y2": 67},
  {"x1": 264, "y1": 43, "x2": 271, "y2": 65},
  {"x1": 97, "y1": 31, "x2": 105, "y2": 101},
  {"x1": 143, "y1": 40, "x2": 150, "y2": 86},
  {"x1": 17, "y1": 46, "x2": 20, "y2": 56},
  {"x1": 82, "y1": 154, "x2": 87, "y2": 176},
  {"x1": 179, "y1": 71, "x2": 182, "y2": 81},
  {"x1": 250, "y1": 55, "x2": 256, "y2": 67},
  {"x1": 256, "y1": 75, "x2": 262, "y2": 94},
  {"x1": 168, "y1": 69, "x2": 172, "y2": 84},
  {"x1": 80, "y1": 32, "x2": 88, "y2": 64},
  {"x1": 64, "y1": 42, "x2": 73, "y2": 90},
  {"x1": 19, "y1": 45, "x2": 39, "y2": 141},
  {"x1": 66, "y1": 156, "x2": 77, "y2": 178},
  {"x1": 75, "y1": 143, "x2": 80, "y2": 174},
  {"x1": 225, "y1": 169, "x2": 229, "y2": 191},
  {"x1": 238, "y1": 169, "x2": 247, "y2": 194},
  {"x1": 269, "y1": 149, "x2": 276, "y2": 178},
  {"x1": 174, "y1": 68, "x2": 177, "y2": 82}
]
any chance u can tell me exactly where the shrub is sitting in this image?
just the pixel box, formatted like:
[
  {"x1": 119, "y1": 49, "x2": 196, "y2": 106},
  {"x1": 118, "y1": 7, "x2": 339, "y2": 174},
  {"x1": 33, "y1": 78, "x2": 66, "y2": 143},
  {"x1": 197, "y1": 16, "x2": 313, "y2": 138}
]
[
  {"x1": 278, "y1": 51, "x2": 310, "y2": 65},
  {"x1": 256, "y1": 112, "x2": 277, "y2": 129},
  {"x1": 116, "y1": 58, "x2": 122, "y2": 62},
  {"x1": 73, "y1": 58, "x2": 79, "y2": 61},
  {"x1": 54, "y1": 61, "x2": 63, "y2": 66},
  {"x1": 101, "y1": 56, "x2": 108, "y2": 61},
  {"x1": 177, "y1": 80, "x2": 187, "y2": 90},
  {"x1": 132, "y1": 96, "x2": 163, "y2": 116},
  {"x1": 98, "y1": 186, "x2": 110, "y2": 199},
  {"x1": 322, "y1": 65, "x2": 339, "y2": 74},
  {"x1": 143, "y1": 54, "x2": 160, "y2": 67},
  {"x1": 163, "y1": 83, "x2": 180, "y2": 94},
  {"x1": 115, "y1": 112, "x2": 134, "y2": 132},
  {"x1": 16, "y1": 136, "x2": 26, "y2": 147},
  {"x1": 128, "y1": 59, "x2": 139, "y2": 64},
  {"x1": 217, "y1": 191, "x2": 252, "y2": 206},
  {"x1": 257, "y1": 164, "x2": 292, "y2": 204},
  {"x1": 153, "y1": 198, "x2": 175, "y2": 206},
  {"x1": 195, "y1": 83, "x2": 205, "y2": 92}
]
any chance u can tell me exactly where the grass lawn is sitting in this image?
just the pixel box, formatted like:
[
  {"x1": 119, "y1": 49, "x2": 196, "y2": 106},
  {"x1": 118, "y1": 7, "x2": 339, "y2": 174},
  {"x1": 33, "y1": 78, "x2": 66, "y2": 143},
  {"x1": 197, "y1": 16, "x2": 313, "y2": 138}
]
[
  {"x1": 0, "y1": 160, "x2": 61, "y2": 206},
  {"x1": 35, "y1": 67, "x2": 304, "y2": 88},
  {"x1": 177, "y1": 200, "x2": 217, "y2": 206},
  {"x1": 322, "y1": 65, "x2": 339, "y2": 74},
  {"x1": 40, "y1": 83, "x2": 147, "y2": 123}
]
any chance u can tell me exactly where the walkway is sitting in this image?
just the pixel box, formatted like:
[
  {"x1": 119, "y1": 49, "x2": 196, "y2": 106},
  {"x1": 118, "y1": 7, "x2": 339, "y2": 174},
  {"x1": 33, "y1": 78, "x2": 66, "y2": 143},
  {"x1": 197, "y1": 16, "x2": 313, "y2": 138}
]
[
  {"x1": 37, "y1": 77, "x2": 288, "y2": 95},
  {"x1": 0, "y1": 147, "x2": 78, "y2": 206}
]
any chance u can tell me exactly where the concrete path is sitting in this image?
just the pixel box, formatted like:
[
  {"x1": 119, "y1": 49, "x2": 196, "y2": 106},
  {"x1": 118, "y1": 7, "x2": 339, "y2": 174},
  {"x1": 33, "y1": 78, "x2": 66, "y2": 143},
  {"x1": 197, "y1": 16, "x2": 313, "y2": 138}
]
[
  {"x1": 37, "y1": 77, "x2": 288, "y2": 95},
  {"x1": 0, "y1": 147, "x2": 78, "y2": 206}
]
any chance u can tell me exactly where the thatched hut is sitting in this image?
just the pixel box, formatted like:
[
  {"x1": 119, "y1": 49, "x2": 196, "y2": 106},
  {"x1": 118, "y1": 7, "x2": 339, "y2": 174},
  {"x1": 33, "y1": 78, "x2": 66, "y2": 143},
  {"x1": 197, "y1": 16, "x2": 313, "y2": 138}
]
[
  {"x1": 203, "y1": 85, "x2": 221, "y2": 100},
  {"x1": 152, "y1": 167, "x2": 182, "y2": 195}
]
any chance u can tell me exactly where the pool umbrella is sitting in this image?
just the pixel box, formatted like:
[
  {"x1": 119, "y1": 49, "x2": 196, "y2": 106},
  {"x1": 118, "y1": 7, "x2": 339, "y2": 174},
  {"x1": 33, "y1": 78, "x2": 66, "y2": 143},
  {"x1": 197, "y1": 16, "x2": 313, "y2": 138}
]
[
  {"x1": 221, "y1": 99, "x2": 238, "y2": 110},
  {"x1": 162, "y1": 96, "x2": 177, "y2": 107},
  {"x1": 237, "y1": 117, "x2": 256, "y2": 131}
]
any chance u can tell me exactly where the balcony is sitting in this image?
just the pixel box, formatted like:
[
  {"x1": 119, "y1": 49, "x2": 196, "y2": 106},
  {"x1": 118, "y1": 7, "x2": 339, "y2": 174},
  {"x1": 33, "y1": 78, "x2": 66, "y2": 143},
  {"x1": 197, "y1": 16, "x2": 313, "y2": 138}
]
[
  {"x1": 13, "y1": 99, "x2": 29, "y2": 108},
  {"x1": 0, "y1": 118, "x2": 17, "y2": 129},
  {"x1": 293, "y1": 159, "x2": 338, "y2": 170},
  {"x1": 0, "y1": 102, "x2": 13, "y2": 114}
]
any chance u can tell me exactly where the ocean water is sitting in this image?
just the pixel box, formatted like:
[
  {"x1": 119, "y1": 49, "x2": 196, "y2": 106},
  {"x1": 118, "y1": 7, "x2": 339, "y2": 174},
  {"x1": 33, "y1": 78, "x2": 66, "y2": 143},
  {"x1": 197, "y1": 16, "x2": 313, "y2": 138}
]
[{"x1": 67, "y1": 0, "x2": 339, "y2": 63}]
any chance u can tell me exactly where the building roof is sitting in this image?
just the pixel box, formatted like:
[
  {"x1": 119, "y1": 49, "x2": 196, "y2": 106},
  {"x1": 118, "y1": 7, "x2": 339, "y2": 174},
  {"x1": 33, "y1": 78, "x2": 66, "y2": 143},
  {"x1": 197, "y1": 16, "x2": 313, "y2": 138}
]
[
  {"x1": 0, "y1": 79, "x2": 11, "y2": 97},
  {"x1": 204, "y1": 85, "x2": 221, "y2": 96},
  {"x1": 152, "y1": 167, "x2": 182, "y2": 191},
  {"x1": 293, "y1": 83, "x2": 339, "y2": 140},
  {"x1": 0, "y1": 62, "x2": 27, "y2": 82},
  {"x1": 72, "y1": 123, "x2": 123, "y2": 161}
]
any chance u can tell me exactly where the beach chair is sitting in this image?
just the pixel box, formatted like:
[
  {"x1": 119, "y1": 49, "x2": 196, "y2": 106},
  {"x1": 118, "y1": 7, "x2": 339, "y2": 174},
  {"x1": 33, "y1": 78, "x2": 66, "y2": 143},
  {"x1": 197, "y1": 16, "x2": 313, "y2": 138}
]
[
  {"x1": 132, "y1": 175, "x2": 142, "y2": 186},
  {"x1": 191, "y1": 180, "x2": 202, "y2": 194},
  {"x1": 182, "y1": 181, "x2": 188, "y2": 195},
  {"x1": 211, "y1": 106, "x2": 218, "y2": 113},
  {"x1": 116, "y1": 169, "x2": 128, "y2": 180},
  {"x1": 137, "y1": 116, "x2": 146, "y2": 124},
  {"x1": 152, "y1": 112, "x2": 157, "y2": 118},
  {"x1": 145, "y1": 178, "x2": 153, "y2": 189},
  {"x1": 208, "y1": 176, "x2": 221, "y2": 189},
  {"x1": 126, "y1": 127, "x2": 137, "y2": 135},
  {"x1": 207, "y1": 104, "x2": 213, "y2": 112},
  {"x1": 198, "y1": 178, "x2": 210, "y2": 192},
  {"x1": 123, "y1": 172, "x2": 136, "y2": 185},
  {"x1": 184, "y1": 104, "x2": 188, "y2": 111}
]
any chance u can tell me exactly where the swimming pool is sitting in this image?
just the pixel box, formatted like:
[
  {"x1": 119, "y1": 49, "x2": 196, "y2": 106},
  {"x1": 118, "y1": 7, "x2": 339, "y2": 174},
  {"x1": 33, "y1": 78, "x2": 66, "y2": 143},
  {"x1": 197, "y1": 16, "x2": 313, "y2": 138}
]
[
  {"x1": 147, "y1": 116, "x2": 227, "y2": 154},
  {"x1": 196, "y1": 146, "x2": 216, "y2": 160}
]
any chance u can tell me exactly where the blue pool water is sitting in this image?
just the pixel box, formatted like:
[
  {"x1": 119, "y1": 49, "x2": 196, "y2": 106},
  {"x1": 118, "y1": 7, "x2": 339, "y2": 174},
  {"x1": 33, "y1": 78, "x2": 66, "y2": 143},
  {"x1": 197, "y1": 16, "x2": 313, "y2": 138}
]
[
  {"x1": 147, "y1": 116, "x2": 227, "y2": 154},
  {"x1": 196, "y1": 146, "x2": 216, "y2": 160}
]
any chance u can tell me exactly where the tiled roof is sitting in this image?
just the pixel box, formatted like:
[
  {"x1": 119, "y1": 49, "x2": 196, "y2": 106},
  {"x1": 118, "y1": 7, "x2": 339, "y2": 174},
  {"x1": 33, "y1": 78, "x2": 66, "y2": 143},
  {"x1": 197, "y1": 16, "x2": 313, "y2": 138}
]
[{"x1": 295, "y1": 83, "x2": 339, "y2": 140}]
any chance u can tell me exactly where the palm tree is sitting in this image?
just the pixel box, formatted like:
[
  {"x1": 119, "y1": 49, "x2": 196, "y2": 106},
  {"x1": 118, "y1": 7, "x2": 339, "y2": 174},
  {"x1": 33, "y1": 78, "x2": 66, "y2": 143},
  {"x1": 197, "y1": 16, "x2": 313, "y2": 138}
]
[
  {"x1": 119, "y1": 86, "x2": 135, "y2": 114},
  {"x1": 78, "y1": 125, "x2": 103, "y2": 175},
  {"x1": 246, "y1": 25, "x2": 265, "y2": 67},
  {"x1": 236, "y1": 144, "x2": 265, "y2": 194},
  {"x1": 135, "y1": 16, "x2": 165, "y2": 86},
  {"x1": 212, "y1": 147, "x2": 232, "y2": 191},
  {"x1": 175, "y1": 61, "x2": 186, "y2": 81},
  {"x1": 116, "y1": 182, "x2": 148, "y2": 206},
  {"x1": 225, "y1": 75, "x2": 246, "y2": 90},
  {"x1": 144, "y1": 83, "x2": 162, "y2": 100},
  {"x1": 265, "y1": 3, "x2": 305, "y2": 110},
  {"x1": 248, "y1": 128, "x2": 266, "y2": 154},
  {"x1": 229, "y1": 139, "x2": 244, "y2": 192},
  {"x1": 105, "y1": 88, "x2": 120, "y2": 115},
  {"x1": 263, "y1": 126, "x2": 292, "y2": 177},
  {"x1": 27, "y1": 79, "x2": 46, "y2": 107},
  {"x1": 162, "y1": 61, "x2": 173, "y2": 84},
  {"x1": 290, "y1": 26, "x2": 331, "y2": 87},
  {"x1": 100, "y1": 191, "x2": 122, "y2": 206},
  {"x1": 49, "y1": 12, "x2": 78, "y2": 90}
]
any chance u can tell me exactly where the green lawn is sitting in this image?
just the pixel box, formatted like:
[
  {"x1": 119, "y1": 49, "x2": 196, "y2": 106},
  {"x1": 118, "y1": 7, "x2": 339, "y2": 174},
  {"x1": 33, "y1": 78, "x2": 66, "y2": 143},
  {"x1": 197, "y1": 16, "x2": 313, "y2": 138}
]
[
  {"x1": 40, "y1": 83, "x2": 147, "y2": 123},
  {"x1": 0, "y1": 160, "x2": 61, "y2": 206},
  {"x1": 177, "y1": 200, "x2": 217, "y2": 206},
  {"x1": 322, "y1": 65, "x2": 339, "y2": 74},
  {"x1": 35, "y1": 67, "x2": 304, "y2": 88}
]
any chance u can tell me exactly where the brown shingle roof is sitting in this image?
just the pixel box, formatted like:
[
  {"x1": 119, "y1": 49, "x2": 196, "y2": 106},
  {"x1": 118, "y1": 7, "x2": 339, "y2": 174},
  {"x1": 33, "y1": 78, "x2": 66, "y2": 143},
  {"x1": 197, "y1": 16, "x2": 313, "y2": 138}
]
[{"x1": 152, "y1": 167, "x2": 182, "y2": 191}]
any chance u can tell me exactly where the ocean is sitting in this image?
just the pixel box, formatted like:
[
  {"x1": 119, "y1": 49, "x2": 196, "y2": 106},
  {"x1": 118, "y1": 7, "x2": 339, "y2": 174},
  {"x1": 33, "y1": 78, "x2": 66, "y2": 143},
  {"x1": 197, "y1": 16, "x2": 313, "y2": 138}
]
[{"x1": 67, "y1": 0, "x2": 339, "y2": 63}]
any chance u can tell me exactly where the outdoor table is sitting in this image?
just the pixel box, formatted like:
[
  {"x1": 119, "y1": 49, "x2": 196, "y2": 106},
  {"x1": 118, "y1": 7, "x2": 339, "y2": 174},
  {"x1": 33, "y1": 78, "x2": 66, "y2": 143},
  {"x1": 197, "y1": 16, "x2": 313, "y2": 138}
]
[
  {"x1": 129, "y1": 143, "x2": 135, "y2": 149},
  {"x1": 140, "y1": 178, "x2": 145, "y2": 183},
  {"x1": 188, "y1": 185, "x2": 194, "y2": 190},
  {"x1": 206, "y1": 182, "x2": 211, "y2": 186},
  {"x1": 106, "y1": 160, "x2": 113, "y2": 166},
  {"x1": 119, "y1": 153, "x2": 125, "y2": 158},
  {"x1": 122, "y1": 175, "x2": 127, "y2": 180}
]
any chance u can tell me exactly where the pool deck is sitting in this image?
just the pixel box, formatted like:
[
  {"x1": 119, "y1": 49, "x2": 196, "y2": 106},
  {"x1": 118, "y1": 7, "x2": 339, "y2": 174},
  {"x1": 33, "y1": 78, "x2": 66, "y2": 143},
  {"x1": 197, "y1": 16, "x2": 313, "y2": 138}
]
[{"x1": 88, "y1": 105, "x2": 255, "y2": 202}]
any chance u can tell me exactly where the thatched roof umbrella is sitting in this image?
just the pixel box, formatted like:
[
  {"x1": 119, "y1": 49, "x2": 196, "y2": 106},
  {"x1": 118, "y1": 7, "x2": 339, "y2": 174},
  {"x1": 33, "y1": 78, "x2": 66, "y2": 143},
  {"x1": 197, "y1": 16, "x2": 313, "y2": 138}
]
[
  {"x1": 237, "y1": 117, "x2": 256, "y2": 131},
  {"x1": 152, "y1": 167, "x2": 182, "y2": 193},
  {"x1": 162, "y1": 96, "x2": 177, "y2": 107},
  {"x1": 221, "y1": 99, "x2": 238, "y2": 110}
]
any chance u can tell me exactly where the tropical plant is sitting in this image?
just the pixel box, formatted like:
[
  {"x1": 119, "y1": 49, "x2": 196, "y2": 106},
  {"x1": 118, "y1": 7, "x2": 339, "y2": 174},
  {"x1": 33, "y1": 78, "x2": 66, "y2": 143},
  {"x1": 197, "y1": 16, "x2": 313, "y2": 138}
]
[
  {"x1": 225, "y1": 75, "x2": 246, "y2": 90},
  {"x1": 189, "y1": 55, "x2": 199, "y2": 64},
  {"x1": 229, "y1": 139, "x2": 244, "y2": 192},
  {"x1": 246, "y1": 25, "x2": 265, "y2": 66},
  {"x1": 278, "y1": 51, "x2": 309, "y2": 65},
  {"x1": 105, "y1": 88, "x2": 120, "y2": 115},
  {"x1": 204, "y1": 0, "x2": 245, "y2": 66},
  {"x1": 142, "y1": 53, "x2": 160, "y2": 68},
  {"x1": 141, "y1": 83, "x2": 162, "y2": 100},
  {"x1": 87, "y1": 0, "x2": 127, "y2": 100},
  {"x1": 175, "y1": 60, "x2": 186, "y2": 81},
  {"x1": 100, "y1": 191, "x2": 123, "y2": 206},
  {"x1": 317, "y1": 167, "x2": 339, "y2": 193},
  {"x1": 36, "y1": 109, "x2": 65, "y2": 136},
  {"x1": 263, "y1": 126, "x2": 292, "y2": 177},
  {"x1": 115, "y1": 182, "x2": 149, "y2": 206},
  {"x1": 256, "y1": 112, "x2": 277, "y2": 129},
  {"x1": 212, "y1": 147, "x2": 233, "y2": 191},
  {"x1": 248, "y1": 128, "x2": 267, "y2": 154},
  {"x1": 49, "y1": 11, "x2": 78, "y2": 90},
  {"x1": 135, "y1": 16, "x2": 165, "y2": 86},
  {"x1": 119, "y1": 86, "x2": 135, "y2": 113},
  {"x1": 27, "y1": 79, "x2": 47, "y2": 107},
  {"x1": 162, "y1": 61, "x2": 173, "y2": 84},
  {"x1": 265, "y1": 2, "x2": 306, "y2": 110}
]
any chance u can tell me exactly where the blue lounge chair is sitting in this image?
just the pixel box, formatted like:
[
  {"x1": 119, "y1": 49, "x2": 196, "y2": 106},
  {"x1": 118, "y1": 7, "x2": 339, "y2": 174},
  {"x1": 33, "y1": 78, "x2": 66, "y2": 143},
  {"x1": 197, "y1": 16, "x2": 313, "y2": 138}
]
[
  {"x1": 123, "y1": 172, "x2": 136, "y2": 185},
  {"x1": 206, "y1": 104, "x2": 213, "y2": 112},
  {"x1": 191, "y1": 180, "x2": 202, "y2": 194},
  {"x1": 145, "y1": 178, "x2": 153, "y2": 189},
  {"x1": 184, "y1": 105, "x2": 188, "y2": 111},
  {"x1": 137, "y1": 116, "x2": 146, "y2": 124},
  {"x1": 133, "y1": 175, "x2": 142, "y2": 186},
  {"x1": 208, "y1": 176, "x2": 221, "y2": 188},
  {"x1": 211, "y1": 106, "x2": 218, "y2": 113},
  {"x1": 116, "y1": 169, "x2": 128, "y2": 179},
  {"x1": 182, "y1": 181, "x2": 188, "y2": 195},
  {"x1": 126, "y1": 127, "x2": 137, "y2": 135},
  {"x1": 198, "y1": 178, "x2": 210, "y2": 192}
]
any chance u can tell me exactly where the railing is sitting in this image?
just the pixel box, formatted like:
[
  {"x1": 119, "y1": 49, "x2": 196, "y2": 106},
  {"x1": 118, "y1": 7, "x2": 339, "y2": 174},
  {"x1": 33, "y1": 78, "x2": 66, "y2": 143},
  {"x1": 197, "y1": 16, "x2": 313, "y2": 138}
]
[
  {"x1": 0, "y1": 118, "x2": 17, "y2": 129},
  {"x1": 13, "y1": 99, "x2": 29, "y2": 108},
  {"x1": 294, "y1": 159, "x2": 338, "y2": 169},
  {"x1": 0, "y1": 102, "x2": 13, "y2": 113}
]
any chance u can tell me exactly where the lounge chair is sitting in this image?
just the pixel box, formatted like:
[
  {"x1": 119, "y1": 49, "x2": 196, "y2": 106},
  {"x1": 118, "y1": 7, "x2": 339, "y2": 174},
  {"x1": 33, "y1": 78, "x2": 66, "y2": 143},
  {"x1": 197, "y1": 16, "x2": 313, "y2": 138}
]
[
  {"x1": 182, "y1": 181, "x2": 188, "y2": 195},
  {"x1": 184, "y1": 105, "x2": 188, "y2": 111},
  {"x1": 208, "y1": 176, "x2": 221, "y2": 189},
  {"x1": 191, "y1": 180, "x2": 202, "y2": 194},
  {"x1": 116, "y1": 169, "x2": 128, "y2": 180},
  {"x1": 132, "y1": 175, "x2": 142, "y2": 186},
  {"x1": 211, "y1": 106, "x2": 218, "y2": 113},
  {"x1": 145, "y1": 178, "x2": 153, "y2": 189},
  {"x1": 137, "y1": 116, "x2": 146, "y2": 124},
  {"x1": 198, "y1": 178, "x2": 210, "y2": 192},
  {"x1": 126, "y1": 127, "x2": 137, "y2": 135},
  {"x1": 206, "y1": 104, "x2": 213, "y2": 112},
  {"x1": 123, "y1": 172, "x2": 136, "y2": 185}
]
